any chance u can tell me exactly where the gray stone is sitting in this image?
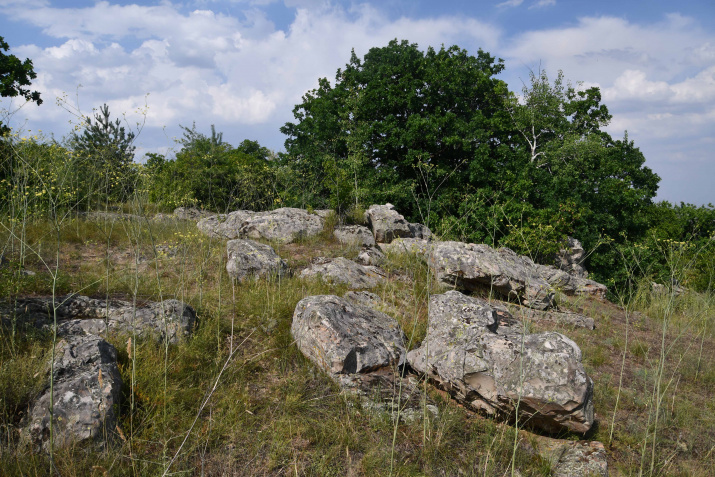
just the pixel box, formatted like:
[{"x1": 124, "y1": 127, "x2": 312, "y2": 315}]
[
  {"x1": 291, "y1": 295, "x2": 406, "y2": 375},
  {"x1": 334, "y1": 225, "x2": 376, "y2": 247},
  {"x1": 226, "y1": 239, "x2": 289, "y2": 282},
  {"x1": 312, "y1": 209, "x2": 335, "y2": 219},
  {"x1": 522, "y1": 436, "x2": 608, "y2": 477},
  {"x1": 197, "y1": 210, "x2": 255, "y2": 239},
  {"x1": 240, "y1": 207, "x2": 324, "y2": 244},
  {"x1": 407, "y1": 291, "x2": 594, "y2": 433},
  {"x1": 300, "y1": 257, "x2": 386, "y2": 289},
  {"x1": 428, "y1": 241, "x2": 555, "y2": 310},
  {"x1": 555, "y1": 237, "x2": 588, "y2": 278},
  {"x1": 538, "y1": 266, "x2": 608, "y2": 300},
  {"x1": 380, "y1": 238, "x2": 434, "y2": 257},
  {"x1": 356, "y1": 247, "x2": 385, "y2": 266},
  {"x1": 408, "y1": 223, "x2": 433, "y2": 240},
  {"x1": 22, "y1": 332, "x2": 123, "y2": 450},
  {"x1": 3, "y1": 295, "x2": 196, "y2": 344},
  {"x1": 364, "y1": 204, "x2": 412, "y2": 244},
  {"x1": 173, "y1": 207, "x2": 212, "y2": 221}
]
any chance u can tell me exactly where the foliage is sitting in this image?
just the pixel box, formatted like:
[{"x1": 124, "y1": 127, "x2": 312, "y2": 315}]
[
  {"x1": 147, "y1": 125, "x2": 277, "y2": 212},
  {"x1": 69, "y1": 104, "x2": 137, "y2": 206},
  {"x1": 0, "y1": 36, "x2": 42, "y2": 134}
]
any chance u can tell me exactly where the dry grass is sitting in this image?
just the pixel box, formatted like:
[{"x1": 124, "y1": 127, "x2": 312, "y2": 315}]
[{"x1": 1, "y1": 213, "x2": 713, "y2": 476}]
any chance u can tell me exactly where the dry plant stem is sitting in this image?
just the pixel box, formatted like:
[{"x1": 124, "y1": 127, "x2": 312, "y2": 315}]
[
  {"x1": 610, "y1": 300, "x2": 630, "y2": 447},
  {"x1": 161, "y1": 331, "x2": 256, "y2": 477}
]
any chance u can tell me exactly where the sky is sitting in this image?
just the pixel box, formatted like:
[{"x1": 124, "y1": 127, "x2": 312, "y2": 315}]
[{"x1": 1, "y1": 0, "x2": 714, "y2": 205}]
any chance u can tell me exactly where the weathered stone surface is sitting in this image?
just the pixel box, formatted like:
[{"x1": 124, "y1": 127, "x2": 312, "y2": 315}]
[
  {"x1": 22, "y1": 332, "x2": 123, "y2": 450},
  {"x1": 291, "y1": 295, "x2": 406, "y2": 375},
  {"x1": 538, "y1": 266, "x2": 608, "y2": 300},
  {"x1": 356, "y1": 247, "x2": 385, "y2": 266},
  {"x1": 197, "y1": 210, "x2": 255, "y2": 239},
  {"x1": 521, "y1": 435, "x2": 608, "y2": 477},
  {"x1": 380, "y1": 238, "x2": 434, "y2": 257},
  {"x1": 226, "y1": 239, "x2": 289, "y2": 282},
  {"x1": 312, "y1": 209, "x2": 335, "y2": 219},
  {"x1": 2, "y1": 295, "x2": 196, "y2": 344},
  {"x1": 300, "y1": 257, "x2": 386, "y2": 289},
  {"x1": 428, "y1": 241, "x2": 555, "y2": 310},
  {"x1": 408, "y1": 223, "x2": 432, "y2": 240},
  {"x1": 334, "y1": 225, "x2": 375, "y2": 247},
  {"x1": 510, "y1": 307, "x2": 596, "y2": 330},
  {"x1": 555, "y1": 237, "x2": 588, "y2": 278},
  {"x1": 240, "y1": 207, "x2": 324, "y2": 244},
  {"x1": 364, "y1": 204, "x2": 412, "y2": 244},
  {"x1": 407, "y1": 291, "x2": 594, "y2": 433},
  {"x1": 173, "y1": 207, "x2": 212, "y2": 221}
]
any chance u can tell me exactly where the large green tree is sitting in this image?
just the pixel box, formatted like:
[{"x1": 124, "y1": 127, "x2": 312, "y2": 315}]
[
  {"x1": 281, "y1": 39, "x2": 510, "y2": 218},
  {"x1": 0, "y1": 36, "x2": 42, "y2": 134}
]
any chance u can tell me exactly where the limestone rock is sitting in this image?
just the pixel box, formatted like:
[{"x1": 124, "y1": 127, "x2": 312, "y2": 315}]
[
  {"x1": 539, "y1": 266, "x2": 608, "y2": 300},
  {"x1": 408, "y1": 222, "x2": 432, "y2": 240},
  {"x1": 197, "y1": 210, "x2": 254, "y2": 239},
  {"x1": 173, "y1": 207, "x2": 212, "y2": 221},
  {"x1": 226, "y1": 239, "x2": 289, "y2": 282},
  {"x1": 291, "y1": 295, "x2": 406, "y2": 375},
  {"x1": 22, "y1": 332, "x2": 123, "y2": 450},
  {"x1": 356, "y1": 247, "x2": 385, "y2": 266},
  {"x1": 239, "y1": 207, "x2": 324, "y2": 244},
  {"x1": 380, "y1": 238, "x2": 434, "y2": 257},
  {"x1": 555, "y1": 237, "x2": 588, "y2": 278},
  {"x1": 4, "y1": 295, "x2": 196, "y2": 344},
  {"x1": 428, "y1": 241, "x2": 555, "y2": 310},
  {"x1": 334, "y1": 225, "x2": 376, "y2": 247},
  {"x1": 300, "y1": 257, "x2": 386, "y2": 289},
  {"x1": 364, "y1": 204, "x2": 412, "y2": 244},
  {"x1": 522, "y1": 436, "x2": 608, "y2": 477},
  {"x1": 407, "y1": 291, "x2": 594, "y2": 433}
]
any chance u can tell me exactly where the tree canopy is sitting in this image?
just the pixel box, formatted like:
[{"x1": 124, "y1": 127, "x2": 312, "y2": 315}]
[
  {"x1": 0, "y1": 36, "x2": 42, "y2": 134},
  {"x1": 281, "y1": 39, "x2": 661, "y2": 285}
]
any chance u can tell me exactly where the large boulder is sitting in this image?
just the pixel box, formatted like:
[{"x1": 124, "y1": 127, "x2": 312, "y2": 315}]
[
  {"x1": 363, "y1": 204, "x2": 412, "y2": 244},
  {"x1": 5, "y1": 295, "x2": 196, "y2": 344},
  {"x1": 300, "y1": 257, "x2": 386, "y2": 289},
  {"x1": 356, "y1": 247, "x2": 385, "y2": 266},
  {"x1": 197, "y1": 210, "x2": 254, "y2": 239},
  {"x1": 240, "y1": 207, "x2": 324, "y2": 244},
  {"x1": 538, "y1": 266, "x2": 608, "y2": 300},
  {"x1": 291, "y1": 295, "x2": 406, "y2": 375},
  {"x1": 226, "y1": 239, "x2": 289, "y2": 282},
  {"x1": 407, "y1": 291, "x2": 594, "y2": 433},
  {"x1": 22, "y1": 331, "x2": 123, "y2": 450},
  {"x1": 334, "y1": 225, "x2": 375, "y2": 247},
  {"x1": 428, "y1": 241, "x2": 555, "y2": 310}
]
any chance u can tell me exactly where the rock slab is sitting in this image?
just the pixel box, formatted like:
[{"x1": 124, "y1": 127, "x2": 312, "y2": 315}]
[
  {"x1": 300, "y1": 257, "x2": 386, "y2": 289},
  {"x1": 364, "y1": 204, "x2": 412, "y2": 244},
  {"x1": 291, "y1": 295, "x2": 406, "y2": 375},
  {"x1": 226, "y1": 239, "x2": 289, "y2": 282},
  {"x1": 23, "y1": 331, "x2": 123, "y2": 450},
  {"x1": 334, "y1": 225, "x2": 375, "y2": 247},
  {"x1": 407, "y1": 291, "x2": 594, "y2": 433}
]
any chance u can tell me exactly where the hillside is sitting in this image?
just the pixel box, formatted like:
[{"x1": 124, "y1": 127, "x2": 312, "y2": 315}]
[{"x1": 1, "y1": 203, "x2": 713, "y2": 476}]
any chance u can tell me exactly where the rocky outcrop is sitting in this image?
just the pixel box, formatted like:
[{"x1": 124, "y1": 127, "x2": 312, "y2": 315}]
[
  {"x1": 240, "y1": 208, "x2": 324, "y2": 244},
  {"x1": 225, "y1": 239, "x2": 289, "y2": 282},
  {"x1": 334, "y1": 225, "x2": 375, "y2": 247},
  {"x1": 429, "y1": 241, "x2": 555, "y2": 310},
  {"x1": 22, "y1": 331, "x2": 123, "y2": 450},
  {"x1": 379, "y1": 238, "x2": 434, "y2": 257},
  {"x1": 364, "y1": 204, "x2": 412, "y2": 244},
  {"x1": 291, "y1": 295, "x2": 406, "y2": 375},
  {"x1": 408, "y1": 223, "x2": 432, "y2": 240},
  {"x1": 407, "y1": 291, "x2": 594, "y2": 433},
  {"x1": 538, "y1": 266, "x2": 608, "y2": 300},
  {"x1": 521, "y1": 436, "x2": 608, "y2": 477},
  {"x1": 3, "y1": 295, "x2": 196, "y2": 344},
  {"x1": 356, "y1": 247, "x2": 385, "y2": 266},
  {"x1": 555, "y1": 237, "x2": 588, "y2": 278},
  {"x1": 300, "y1": 257, "x2": 386, "y2": 289},
  {"x1": 197, "y1": 210, "x2": 254, "y2": 239}
]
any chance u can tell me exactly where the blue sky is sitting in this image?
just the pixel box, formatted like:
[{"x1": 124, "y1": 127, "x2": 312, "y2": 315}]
[{"x1": 1, "y1": 0, "x2": 714, "y2": 205}]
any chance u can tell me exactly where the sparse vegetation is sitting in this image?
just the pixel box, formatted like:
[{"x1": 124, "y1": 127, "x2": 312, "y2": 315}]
[{"x1": 1, "y1": 37, "x2": 713, "y2": 476}]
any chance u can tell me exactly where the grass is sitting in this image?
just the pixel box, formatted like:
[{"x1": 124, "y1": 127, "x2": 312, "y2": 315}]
[{"x1": 1, "y1": 210, "x2": 714, "y2": 476}]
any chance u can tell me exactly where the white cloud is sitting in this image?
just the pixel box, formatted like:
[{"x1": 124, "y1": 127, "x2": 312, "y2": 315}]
[{"x1": 530, "y1": 0, "x2": 555, "y2": 9}]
